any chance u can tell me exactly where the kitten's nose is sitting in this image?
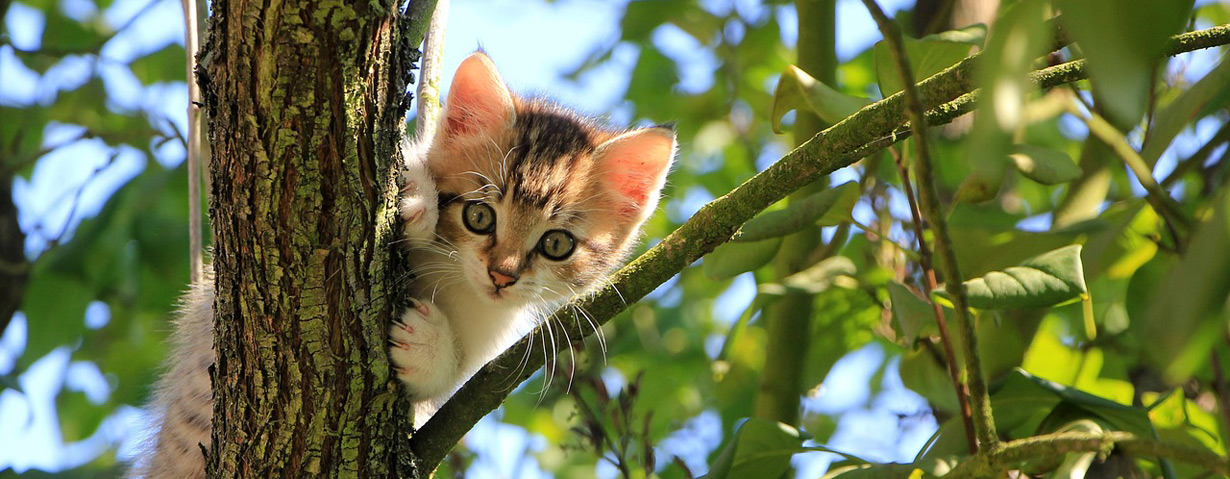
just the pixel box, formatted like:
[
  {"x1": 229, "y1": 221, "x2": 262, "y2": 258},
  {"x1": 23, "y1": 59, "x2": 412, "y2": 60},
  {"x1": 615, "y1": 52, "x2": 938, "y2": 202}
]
[{"x1": 489, "y1": 269, "x2": 518, "y2": 288}]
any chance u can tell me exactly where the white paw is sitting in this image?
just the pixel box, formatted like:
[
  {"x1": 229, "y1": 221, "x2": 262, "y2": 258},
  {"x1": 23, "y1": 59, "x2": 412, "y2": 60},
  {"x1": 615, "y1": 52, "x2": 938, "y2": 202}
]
[
  {"x1": 389, "y1": 298, "x2": 458, "y2": 400},
  {"x1": 400, "y1": 157, "x2": 438, "y2": 242}
]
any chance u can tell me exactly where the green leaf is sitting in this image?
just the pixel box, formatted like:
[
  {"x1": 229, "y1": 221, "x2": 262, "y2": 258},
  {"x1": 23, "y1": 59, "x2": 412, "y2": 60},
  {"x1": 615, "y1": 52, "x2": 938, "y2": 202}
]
[
  {"x1": 919, "y1": 368, "x2": 1153, "y2": 462},
  {"x1": 56, "y1": 385, "x2": 109, "y2": 442},
  {"x1": 962, "y1": 245, "x2": 1088, "y2": 310},
  {"x1": 1056, "y1": 0, "x2": 1194, "y2": 128},
  {"x1": 21, "y1": 272, "x2": 93, "y2": 362},
  {"x1": 734, "y1": 181, "x2": 858, "y2": 243},
  {"x1": 997, "y1": 369, "x2": 1153, "y2": 436},
  {"x1": 887, "y1": 281, "x2": 934, "y2": 344},
  {"x1": 947, "y1": 217, "x2": 1096, "y2": 279},
  {"x1": 128, "y1": 43, "x2": 189, "y2": 85},
  {"x1": 1045, "y1": 420, "x2": 1102, "y2": 479},
  {"x1": 821, "y1": 463, "x2": 927, "y2": 479},
  {"x1": 41, "y1": 10, "x2": 108, "y2": 55},
  {"x1": 1140, "y1": 53, "x2": 1230, "y2": 166},
  {"x1": 899, "y1": 349, "x2": 960, "y2": 416},
  {"x1": 1009, "y1": 144, "x2": 1081, "y2": 185},
  {"x1": 873, "y1": 25, "x2": 984, "y2": 97},
  {"x1": 771, "y1": 65, "x2": 871, "y2": 133},
  {"x1": 1140, "y1": 191, "x2": 1230, "y2": 382},
  {"x1": 47, "y1": 79, "x2": 155, "y2": 148},
  {"x1": 758, "y1": 256, "x2": 855, "y2": 296},
  {"x1": 961, "y1": 0, "x2": 1051, "y2": 203},
  {"x1": 708, "y1": 418, "x2": 864, "y2": 479},
  {"x1": 703, "y1": 237, "x2": 781, "y2": 281}
]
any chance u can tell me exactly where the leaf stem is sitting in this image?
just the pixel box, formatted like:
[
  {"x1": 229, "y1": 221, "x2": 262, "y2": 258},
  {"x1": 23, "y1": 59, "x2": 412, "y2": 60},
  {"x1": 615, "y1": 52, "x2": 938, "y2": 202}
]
[
  {"x1": 888, "y1": 145, "x2": 977, "y2": 454},
  {"x1": 1075, "y1": 105, "x2": 1193, "y2": 242}
]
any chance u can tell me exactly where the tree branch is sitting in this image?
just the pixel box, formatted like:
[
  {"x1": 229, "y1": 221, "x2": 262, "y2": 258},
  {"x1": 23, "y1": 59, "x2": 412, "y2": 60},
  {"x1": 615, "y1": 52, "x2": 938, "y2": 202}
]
[
  {"x1": 409, "y1": 23, "x2": 1230, "y2": 471},
  {"x1": 944, "y1": 431, "x2": 1230, "y2": 478},
  {"x1": 413, "y1": 0, "x2": 448, "y2": 141}
]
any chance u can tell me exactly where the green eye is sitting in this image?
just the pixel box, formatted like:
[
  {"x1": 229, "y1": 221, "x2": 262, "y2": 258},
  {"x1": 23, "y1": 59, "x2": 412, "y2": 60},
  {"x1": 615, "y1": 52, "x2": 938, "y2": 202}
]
[
  {"x1": 538, "y1": 230, "x2": 575, "y2": 260},
  {"x1": 463, "y1": 202, "x2": 496, "y2": 234}
]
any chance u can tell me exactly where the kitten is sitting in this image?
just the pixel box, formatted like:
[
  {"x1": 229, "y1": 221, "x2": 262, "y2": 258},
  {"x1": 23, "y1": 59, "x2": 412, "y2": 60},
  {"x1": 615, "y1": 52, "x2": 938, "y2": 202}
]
[{"x1": 132, "y1": 52, "x2": 674, "y2": 478}]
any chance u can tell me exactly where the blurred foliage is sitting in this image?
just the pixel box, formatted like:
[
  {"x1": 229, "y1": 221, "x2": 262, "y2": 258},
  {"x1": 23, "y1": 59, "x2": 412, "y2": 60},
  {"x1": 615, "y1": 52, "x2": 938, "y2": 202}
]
[
  {"x1": 1, "y1": 0, "x2": 196, "y2": 475},
  {"x1": 4, "y1": 0, "x2": 1230, "y2": 478}
]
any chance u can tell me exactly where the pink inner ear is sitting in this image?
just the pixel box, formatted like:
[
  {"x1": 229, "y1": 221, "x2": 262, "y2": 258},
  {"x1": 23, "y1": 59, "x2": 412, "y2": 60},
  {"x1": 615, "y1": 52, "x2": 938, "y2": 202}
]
[
  {"x1": 441, "y1": 53, "x2": 513, "y2": 140},
  {"x1": 597, "y1": 128, "x2": 676, "y2": 216}
]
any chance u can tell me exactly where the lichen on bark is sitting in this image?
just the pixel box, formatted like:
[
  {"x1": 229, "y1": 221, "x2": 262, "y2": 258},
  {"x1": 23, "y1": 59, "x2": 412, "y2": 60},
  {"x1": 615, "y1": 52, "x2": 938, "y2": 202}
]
[{"x1": 200, "y1": 0, "x2": 434, "y2": 477}]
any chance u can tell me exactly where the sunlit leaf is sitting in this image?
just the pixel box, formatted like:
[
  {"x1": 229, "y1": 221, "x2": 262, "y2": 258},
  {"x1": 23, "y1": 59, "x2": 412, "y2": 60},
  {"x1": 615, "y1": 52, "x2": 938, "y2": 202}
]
[
  {"x1": 1141, "y1": 191, "x2": 1230, "y2": 382},
  {"x1": 1009, "y1": 144, "x2": 1081, "y2": 185},
  {"x1": 821, "y1": 463, "x2": 927, "y2": 479},
  {"x1": 961, "y1": 245, "x2": 1087, "y2": 310},
  {"x1": 771, "y1": 65, "x2": 871, "y2": 133}
]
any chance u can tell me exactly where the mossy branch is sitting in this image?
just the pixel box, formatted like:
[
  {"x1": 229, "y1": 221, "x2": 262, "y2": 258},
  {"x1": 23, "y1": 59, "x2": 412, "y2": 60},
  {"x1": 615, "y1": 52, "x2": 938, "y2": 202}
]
[
  {"x1": 408, "y1": 23, "x2": 1230, "y2": 472},
  {"x1": 944, "y1": 431, "x2": 1230, "y2": 478}
]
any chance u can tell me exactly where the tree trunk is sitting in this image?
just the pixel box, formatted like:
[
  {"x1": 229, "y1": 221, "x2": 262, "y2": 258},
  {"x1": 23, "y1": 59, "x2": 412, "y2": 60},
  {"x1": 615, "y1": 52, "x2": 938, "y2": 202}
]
[{"x1": 199, "y1": 0, "x2": 429, "y2": 476}]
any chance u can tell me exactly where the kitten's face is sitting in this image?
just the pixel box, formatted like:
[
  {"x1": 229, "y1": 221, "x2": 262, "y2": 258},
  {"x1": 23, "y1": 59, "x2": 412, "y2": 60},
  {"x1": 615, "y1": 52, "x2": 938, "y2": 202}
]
[{"x1": 417, "y1": 53, "x2": 674, "y2": 309}]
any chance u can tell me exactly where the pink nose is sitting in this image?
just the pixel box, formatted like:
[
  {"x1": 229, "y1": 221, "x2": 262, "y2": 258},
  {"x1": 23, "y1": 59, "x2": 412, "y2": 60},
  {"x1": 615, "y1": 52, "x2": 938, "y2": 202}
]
[{"x1": 489, "y1": 270, "x2": 518, "y2": 288}]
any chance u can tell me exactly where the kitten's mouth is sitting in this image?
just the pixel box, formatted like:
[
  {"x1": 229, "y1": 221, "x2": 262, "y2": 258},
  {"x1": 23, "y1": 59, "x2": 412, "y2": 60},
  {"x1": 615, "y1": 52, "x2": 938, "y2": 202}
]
[{"x1": 485, "y1": 286, "x2": 510, "y2": 301}]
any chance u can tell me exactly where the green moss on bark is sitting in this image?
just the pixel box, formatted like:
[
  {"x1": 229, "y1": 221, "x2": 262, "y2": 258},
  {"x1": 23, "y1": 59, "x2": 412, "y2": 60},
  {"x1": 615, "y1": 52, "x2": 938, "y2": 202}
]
[{"x1": 202, "y1": 0, "x2": 435, "y2": 477}]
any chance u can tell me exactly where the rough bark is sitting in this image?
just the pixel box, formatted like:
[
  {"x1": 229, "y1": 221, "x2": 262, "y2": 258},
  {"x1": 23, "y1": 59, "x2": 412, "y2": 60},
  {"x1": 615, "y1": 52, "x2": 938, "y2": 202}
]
[{"x1": 199, "y1": 0, "x2": 428, "y2": 476}]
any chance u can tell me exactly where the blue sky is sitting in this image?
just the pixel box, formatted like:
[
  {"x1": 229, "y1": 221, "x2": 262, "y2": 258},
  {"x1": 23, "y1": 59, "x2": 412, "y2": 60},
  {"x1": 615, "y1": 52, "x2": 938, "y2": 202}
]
[{"x1": 4, "y1": 0, "x2": 1226, "y2": 476}]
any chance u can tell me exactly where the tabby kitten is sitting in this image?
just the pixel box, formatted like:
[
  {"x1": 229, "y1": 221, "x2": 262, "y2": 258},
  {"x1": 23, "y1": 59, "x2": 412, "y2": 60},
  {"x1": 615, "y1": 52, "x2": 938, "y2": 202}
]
[{"x1": 134, "y1": 52, "x2": 675, "y2": 478}]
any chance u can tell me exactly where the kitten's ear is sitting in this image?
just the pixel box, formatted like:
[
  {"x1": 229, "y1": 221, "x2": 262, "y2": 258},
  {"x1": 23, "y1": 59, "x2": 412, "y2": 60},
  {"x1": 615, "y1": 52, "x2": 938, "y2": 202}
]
[
  {"x1": 593, "y1": 126, "x2": 676, "y2": 222},
  {"x1": 440, "y1": 52, "x2": 514, "y2": 141}
]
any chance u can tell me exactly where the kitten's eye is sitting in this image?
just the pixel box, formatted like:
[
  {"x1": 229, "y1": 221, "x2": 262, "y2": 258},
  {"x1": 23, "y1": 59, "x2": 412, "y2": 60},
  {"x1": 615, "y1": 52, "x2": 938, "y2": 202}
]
[
  {"x1": 463, "y1": 202, "x2": 496, "y2": 234},
  {"x1": 538, "y1": 230, "x2": 575, "y2": 260}
]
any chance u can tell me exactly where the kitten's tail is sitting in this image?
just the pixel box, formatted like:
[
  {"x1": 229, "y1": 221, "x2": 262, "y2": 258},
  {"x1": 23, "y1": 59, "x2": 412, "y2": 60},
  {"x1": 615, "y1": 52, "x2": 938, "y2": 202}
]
[{"x1": 128, "y1": 272, "x2": 215, "y2": 479}]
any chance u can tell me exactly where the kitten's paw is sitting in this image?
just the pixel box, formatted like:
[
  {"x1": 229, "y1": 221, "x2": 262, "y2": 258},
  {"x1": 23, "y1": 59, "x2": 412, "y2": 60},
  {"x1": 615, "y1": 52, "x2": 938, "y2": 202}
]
[
  {"x1": 389, "y1": 298, "x2": 458, "y2": 400},
  {"x1": 399, "y1": 162, "x2": 438, "y2": 242}
]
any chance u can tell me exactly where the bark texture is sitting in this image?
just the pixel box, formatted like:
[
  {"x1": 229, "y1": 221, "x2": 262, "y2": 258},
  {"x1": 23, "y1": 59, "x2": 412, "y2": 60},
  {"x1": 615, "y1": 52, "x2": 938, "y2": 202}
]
[{"x1": 199, "y1": 0, "x2": 424, "y2": 476}]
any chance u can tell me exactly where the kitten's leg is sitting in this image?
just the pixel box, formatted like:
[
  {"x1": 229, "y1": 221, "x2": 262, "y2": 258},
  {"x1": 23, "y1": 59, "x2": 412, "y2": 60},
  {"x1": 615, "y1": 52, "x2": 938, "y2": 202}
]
[
  {"x1": 389, "y1": 298, "x2": 459, "y2": 401},
  {"x1": 399, "y1": 141, "x2": 438, "y2": 242}
]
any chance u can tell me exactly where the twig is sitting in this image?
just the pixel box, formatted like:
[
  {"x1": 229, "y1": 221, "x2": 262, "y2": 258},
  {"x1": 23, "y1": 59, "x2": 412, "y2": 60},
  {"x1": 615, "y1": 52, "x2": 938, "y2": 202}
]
[
  {"x1": 408, "y1": 24, "x2": 1230, "y2": 471},
  {"x1": 861, "y1": 0, "x2": 994, "y2": 453},
  {"x1": 848, "y1": 216, "x2": 919, "y2": 261},
  {"x1": 414, "y1": 0, "x2": 448, "y2": 140},
  {"x1": 1162, "y1": 122, "x2": 1230, "y2": 188},
  {"x1": 181, "y1": 0, "x2": 204, "y2": 283},
  {"x1": 1073, "y1": 105, "x2": 1193, "y2": 243},
  {"x1": 1211, "y1": 347, "x2": 1230, "y2": 440},
  {"x1": 889, "y1": 146, "x2": 977, "y2": 454}
]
